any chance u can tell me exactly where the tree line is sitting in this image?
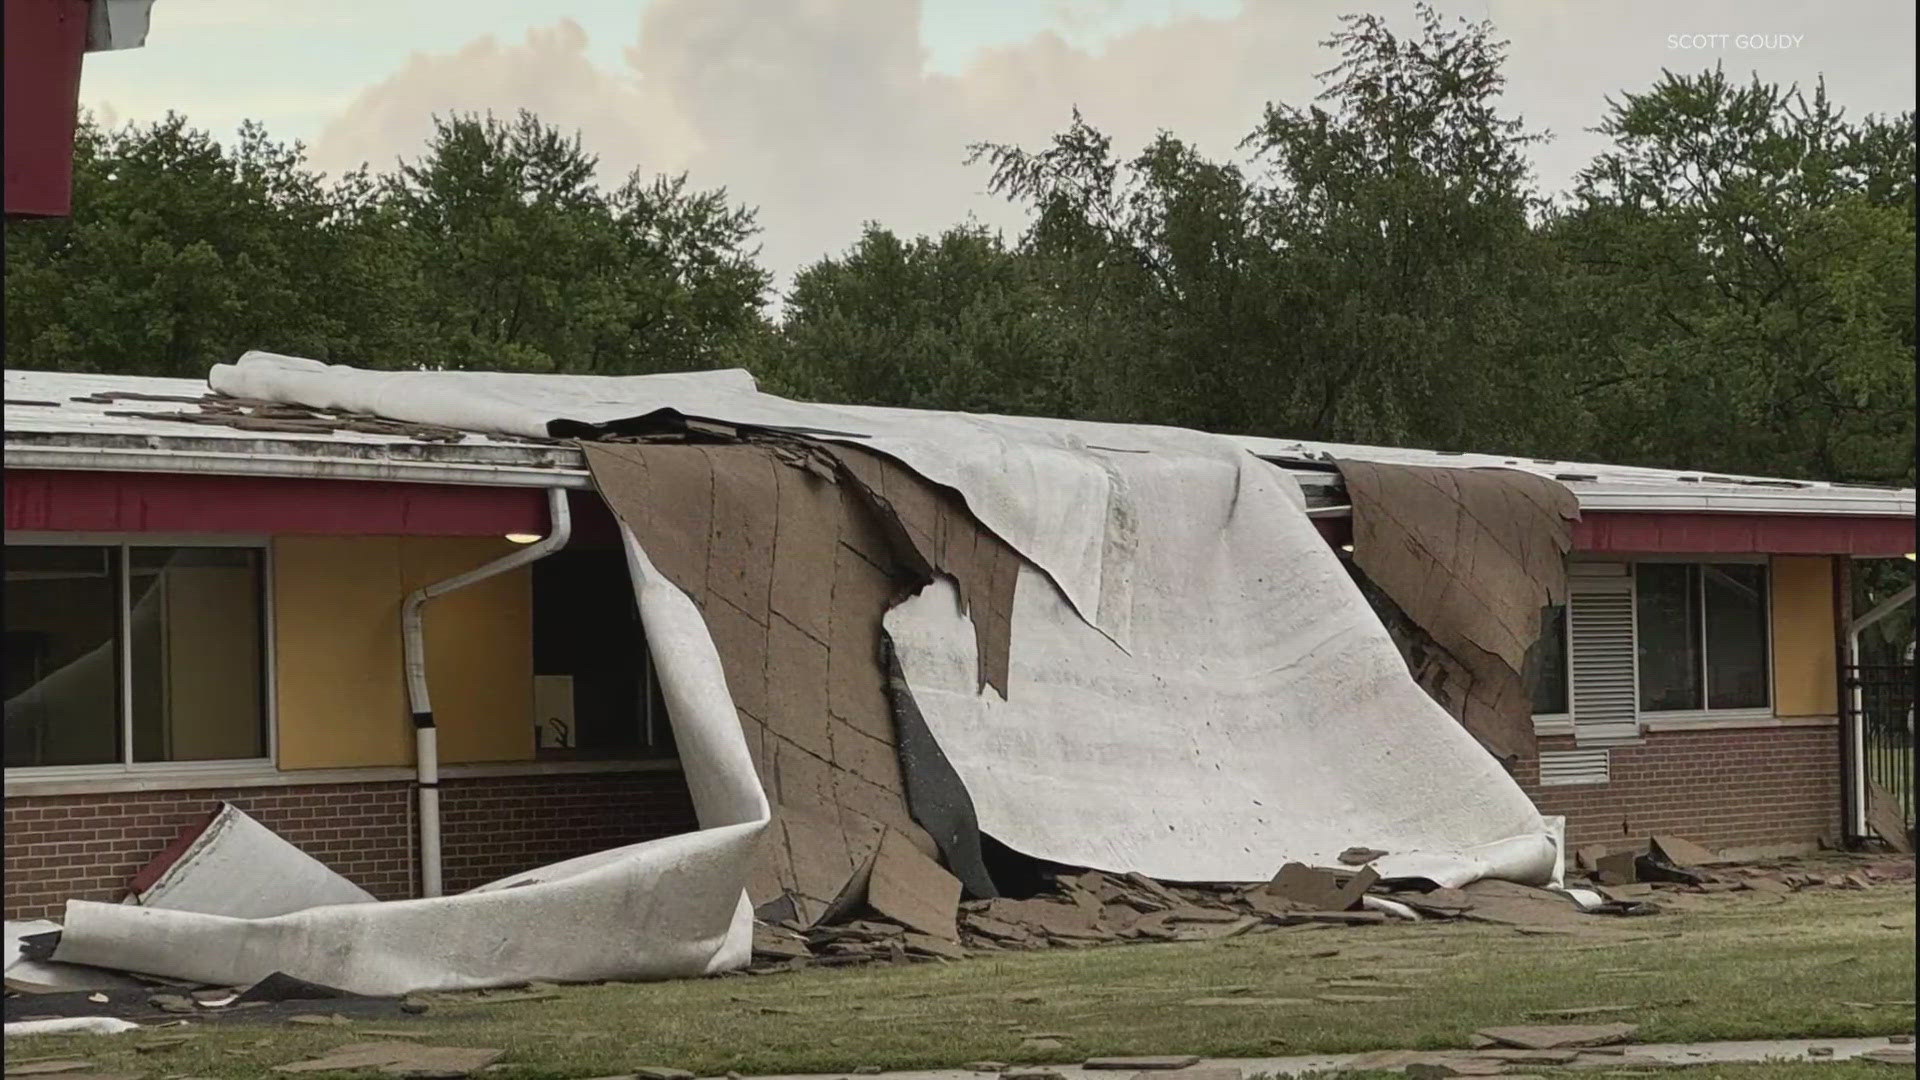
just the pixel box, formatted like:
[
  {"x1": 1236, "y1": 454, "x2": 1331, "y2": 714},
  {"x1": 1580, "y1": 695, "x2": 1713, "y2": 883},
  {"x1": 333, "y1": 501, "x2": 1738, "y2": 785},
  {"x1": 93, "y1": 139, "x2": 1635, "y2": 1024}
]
[{"x1": 6, "y1": 7, "x2": 1913, "y2": 487}]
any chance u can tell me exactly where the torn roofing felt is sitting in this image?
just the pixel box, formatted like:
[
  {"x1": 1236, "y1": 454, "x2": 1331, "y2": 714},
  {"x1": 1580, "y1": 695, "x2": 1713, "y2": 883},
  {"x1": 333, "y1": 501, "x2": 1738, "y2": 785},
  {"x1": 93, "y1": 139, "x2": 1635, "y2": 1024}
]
[
  {"x1": 882, "y1": 632, "x2": 995, "y2": 899},
  {"x1": 883, "y1": 446, "x2": 1555, "y2": 888},
  {"x1": 1333, "y1": 460, "x2": 1580, "y2": 766},
  {"x1": 212, "y1": 351, "x2": 1207, "y2": 643},
  {"x1": 580, "y1": 439, "x2": 1013, "y2": 918}
]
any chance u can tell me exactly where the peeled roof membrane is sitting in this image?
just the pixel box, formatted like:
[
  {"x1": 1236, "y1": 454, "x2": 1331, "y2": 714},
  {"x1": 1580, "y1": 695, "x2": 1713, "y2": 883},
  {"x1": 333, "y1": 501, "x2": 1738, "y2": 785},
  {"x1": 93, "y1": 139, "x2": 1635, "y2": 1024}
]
[
  {"x1": 207, "y1": 354, "x2": 1557, "y2": 888},
  {"x1": 883, "y1": 451, "x2": 1554, "y2": 887}
]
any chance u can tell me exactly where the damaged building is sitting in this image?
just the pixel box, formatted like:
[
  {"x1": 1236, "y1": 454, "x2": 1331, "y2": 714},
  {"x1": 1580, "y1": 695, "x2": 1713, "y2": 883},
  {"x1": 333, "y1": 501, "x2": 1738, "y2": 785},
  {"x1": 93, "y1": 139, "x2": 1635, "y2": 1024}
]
[{"x1": 3, "y1": 354, "x2": 1913, "y2": 992}]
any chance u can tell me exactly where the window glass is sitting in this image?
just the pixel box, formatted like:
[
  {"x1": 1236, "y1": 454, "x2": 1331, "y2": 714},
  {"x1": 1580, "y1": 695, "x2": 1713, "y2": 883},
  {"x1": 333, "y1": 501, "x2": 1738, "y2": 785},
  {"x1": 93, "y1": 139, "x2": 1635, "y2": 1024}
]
[
  {"x1": 4, "y1": 546, "x2": 122, "y2": 767},
  {"x1": 1636, "y1": 563, "x2": 1703, "y2": 711},
  {"x1": 5, "y1": 544, "x2": 265, "y2": 769},
  {"x1": 1526, "y1": 604, "x2": 1569, "y2": 716},
  {"x1": 128, "y1": 548, "x2": 266, "y2": 762},
  {"x1": 1703, "y1": 563, "x2": 1769, "y2": 710}
]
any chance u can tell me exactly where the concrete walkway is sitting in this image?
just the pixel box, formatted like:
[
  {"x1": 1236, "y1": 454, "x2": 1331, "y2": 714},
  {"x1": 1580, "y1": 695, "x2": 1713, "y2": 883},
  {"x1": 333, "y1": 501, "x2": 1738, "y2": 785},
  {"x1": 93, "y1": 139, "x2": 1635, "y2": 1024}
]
[{"x1": 738, "y1": 1036, "x2": 1915, "y2": 1080}]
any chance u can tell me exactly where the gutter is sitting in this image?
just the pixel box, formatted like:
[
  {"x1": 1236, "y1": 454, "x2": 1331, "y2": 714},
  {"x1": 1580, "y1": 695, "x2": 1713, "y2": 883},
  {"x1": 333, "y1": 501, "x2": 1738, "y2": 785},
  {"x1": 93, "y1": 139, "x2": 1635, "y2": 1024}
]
[
  {"x1": 3, "y1": 444, "x2": 591, "y2": 490},
  {"x1": 401, "y1": 487, "x2": 573, "y2": 897},
  {"x1": 1574, "y1": 491, "x2": 1917, "y2": 516}
]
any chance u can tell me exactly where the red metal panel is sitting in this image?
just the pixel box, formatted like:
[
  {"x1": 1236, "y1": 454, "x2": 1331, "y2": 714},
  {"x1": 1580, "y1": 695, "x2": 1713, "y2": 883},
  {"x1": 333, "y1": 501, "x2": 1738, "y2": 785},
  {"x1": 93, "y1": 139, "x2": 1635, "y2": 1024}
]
[
  {"x1": 1574, "y1": 512, "x2": 1914, "y2": 557},
  {"x1": 4, "y1": 470, "x2": 554, "y2": 537},
  {"x1": 4, "y1": 0, "x2": 90, "y2": 219}
]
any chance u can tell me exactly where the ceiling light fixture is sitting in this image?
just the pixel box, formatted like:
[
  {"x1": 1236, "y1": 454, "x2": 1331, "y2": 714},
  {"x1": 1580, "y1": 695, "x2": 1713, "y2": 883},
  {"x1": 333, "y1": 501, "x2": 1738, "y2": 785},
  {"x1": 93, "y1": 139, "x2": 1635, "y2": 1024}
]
[{"x1": 505, "y1": 533, "x2": 542, "y2": 545}]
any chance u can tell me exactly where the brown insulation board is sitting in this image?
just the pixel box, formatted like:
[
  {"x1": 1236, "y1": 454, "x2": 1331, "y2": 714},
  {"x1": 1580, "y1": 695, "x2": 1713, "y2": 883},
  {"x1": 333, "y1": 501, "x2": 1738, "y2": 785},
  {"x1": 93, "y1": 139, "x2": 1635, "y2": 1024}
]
[
  {"x1": 1334, "y1": 460, "x2": 1579, "y2": 766},
  {"x1": 582, "y1": 440, "x2": 1016, "y2": 922},
  {"x1": 821, "y1": 444, "x2": 1018, "y2": 696}
]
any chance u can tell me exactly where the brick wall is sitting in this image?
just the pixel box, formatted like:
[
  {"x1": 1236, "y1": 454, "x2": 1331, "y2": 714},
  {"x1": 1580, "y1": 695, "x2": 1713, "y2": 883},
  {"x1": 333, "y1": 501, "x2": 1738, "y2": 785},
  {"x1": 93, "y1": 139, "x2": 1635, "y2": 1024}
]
[
  {"x1": 1518, "y1": 725, "x2": 1841, "y2": 850},
  {"x1": 3, "y1": 769, "x2": 697, "y2": 920},
  {"x1": 438, "y1": 772, "x2": 698, "y2": 891}
]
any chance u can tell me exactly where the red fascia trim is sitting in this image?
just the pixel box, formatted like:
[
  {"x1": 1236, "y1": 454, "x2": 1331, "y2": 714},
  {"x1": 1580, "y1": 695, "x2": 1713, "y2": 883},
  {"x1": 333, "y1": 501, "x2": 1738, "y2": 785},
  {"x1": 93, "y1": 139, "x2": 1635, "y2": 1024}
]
[
  {"x1": 4, "y1": 470, "x2": 556, "y2": 537},
  {"x1": 1574, "y1": 512, "x2": 1915, "y2": 557},
  {"x1": 3, "y1": 0, "x2": 90, "y2": 219}
]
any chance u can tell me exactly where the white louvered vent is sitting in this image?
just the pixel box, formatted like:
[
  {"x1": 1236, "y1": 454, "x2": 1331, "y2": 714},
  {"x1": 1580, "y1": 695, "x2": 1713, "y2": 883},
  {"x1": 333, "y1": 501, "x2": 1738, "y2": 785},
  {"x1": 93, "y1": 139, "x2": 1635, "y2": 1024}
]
[
  {"x1": 1569, "y1": 573, "x2": 1639, "y2": 745},
  {"x1": 1538, "y1": 748, "x2": 1611, "y2": 786}
]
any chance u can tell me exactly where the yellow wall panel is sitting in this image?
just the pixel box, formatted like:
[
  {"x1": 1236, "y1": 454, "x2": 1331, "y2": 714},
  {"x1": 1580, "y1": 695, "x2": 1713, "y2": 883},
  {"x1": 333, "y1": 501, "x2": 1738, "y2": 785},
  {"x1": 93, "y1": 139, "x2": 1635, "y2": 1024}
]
[
  {"x1": 399, "y1": 538, "x2": 535, "y2": 764},
  {"x1": 272, "y1": 536, "x2": 536, "y2": 769},
  {"x1": 272, "y1": 537, "x2": 411, "y2": 768},
  {"x1": 1770, "y1": 555, "x2": 1837, "y2": 717}
]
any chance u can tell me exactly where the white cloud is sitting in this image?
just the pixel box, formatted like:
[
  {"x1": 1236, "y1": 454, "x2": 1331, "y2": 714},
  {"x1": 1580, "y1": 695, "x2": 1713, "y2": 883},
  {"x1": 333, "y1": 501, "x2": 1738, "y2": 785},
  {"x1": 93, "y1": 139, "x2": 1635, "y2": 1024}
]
[{"x1": 303, "y1": 0, "x2": 1916, "y2": 289}]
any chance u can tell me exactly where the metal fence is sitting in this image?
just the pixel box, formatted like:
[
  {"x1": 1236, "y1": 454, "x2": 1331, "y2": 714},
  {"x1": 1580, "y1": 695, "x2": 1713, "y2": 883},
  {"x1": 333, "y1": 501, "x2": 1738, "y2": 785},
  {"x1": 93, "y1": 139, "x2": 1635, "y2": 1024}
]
[{"x1": 1846, "y1": 663, "x2": 1915, "y2": 842}]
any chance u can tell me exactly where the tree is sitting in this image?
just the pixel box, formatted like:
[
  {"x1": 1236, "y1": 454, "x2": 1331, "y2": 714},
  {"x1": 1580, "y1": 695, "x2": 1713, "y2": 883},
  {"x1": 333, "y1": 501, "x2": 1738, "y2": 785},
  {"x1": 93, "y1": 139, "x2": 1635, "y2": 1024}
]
[
  {"x1": 1237, "y1": 4, "x2": 1569, "y2": 452},
  {"x1": 381, "y1": 111, "x2": 770, "y2": 373},
  {"x1": 767, "y1": 223, "x2": 1082, "y2": 416},
  {"x1": 1550, "y1": 70, "x2": 1915, "y2": 483},
  {"x1": 4, "y1": 114, "x2": 376, "y2": 376},
  {"x1": 958, "y1": 6, "x2": 1571, "y2": 453},
  {"x1": 967, "y1": 114, "x2": 1285, "y2": 432},
  {"x1": 4, "y1": 110, "x2": 773, "y2": 379}
]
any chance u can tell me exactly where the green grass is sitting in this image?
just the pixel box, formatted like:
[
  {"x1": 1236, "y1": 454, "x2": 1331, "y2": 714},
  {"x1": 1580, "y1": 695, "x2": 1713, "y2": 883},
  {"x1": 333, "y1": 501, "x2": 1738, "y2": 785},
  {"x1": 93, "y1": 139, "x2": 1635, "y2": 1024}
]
[
  {"x1": 9, "y1": 885, "x2": 1913, "y2": 1080},
  {"x1": 1299, "y1": 1067, "x2": 1909, "y2": 1080}
]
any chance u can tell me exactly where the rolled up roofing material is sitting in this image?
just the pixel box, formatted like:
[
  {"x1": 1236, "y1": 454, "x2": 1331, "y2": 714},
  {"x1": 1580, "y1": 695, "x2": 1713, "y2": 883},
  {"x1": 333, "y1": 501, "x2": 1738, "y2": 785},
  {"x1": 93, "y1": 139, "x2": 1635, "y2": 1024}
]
[{"x1": 51, "y1": 526, "x2": 768, "y2": 995}]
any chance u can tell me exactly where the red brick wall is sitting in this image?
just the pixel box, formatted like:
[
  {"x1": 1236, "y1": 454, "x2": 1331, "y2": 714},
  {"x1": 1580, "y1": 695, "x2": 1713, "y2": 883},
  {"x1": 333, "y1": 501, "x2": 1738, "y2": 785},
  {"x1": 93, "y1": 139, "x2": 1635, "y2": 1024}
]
[
  {"x1": 1518, "y1": 725, "x2": 1841, "y2": 850},
  {"x1": 3, "y1": 769, "x2": 697, "y2": 920},
  {"x1": 438, "y1": 773, "x2": 698, "y2": 890}
]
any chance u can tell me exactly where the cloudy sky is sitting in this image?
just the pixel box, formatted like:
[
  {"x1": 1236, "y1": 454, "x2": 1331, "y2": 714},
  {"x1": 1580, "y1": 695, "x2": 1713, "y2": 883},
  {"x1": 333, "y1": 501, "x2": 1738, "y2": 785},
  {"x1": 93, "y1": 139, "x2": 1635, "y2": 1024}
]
[{"x1": 82, "y1": 1, "x2": 1915, "y2": 288}]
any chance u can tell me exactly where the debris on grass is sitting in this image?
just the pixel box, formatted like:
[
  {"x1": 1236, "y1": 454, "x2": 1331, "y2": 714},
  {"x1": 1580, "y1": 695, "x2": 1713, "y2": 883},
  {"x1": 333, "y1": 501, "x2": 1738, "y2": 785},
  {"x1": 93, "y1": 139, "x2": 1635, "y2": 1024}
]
[
  {"x1": 271, "y1": 1041, "x2": 503, "y2": 1076},
  {"x1": 3, "y1": 1053, "x2": 98, "y2": 1068},
  {"x1": 1082, "y1": 1055, "x2": 1201, "y2": 1070},
  {"x1": 1472, "y1": 1022, "x2": 1639, "y2": 1049}
]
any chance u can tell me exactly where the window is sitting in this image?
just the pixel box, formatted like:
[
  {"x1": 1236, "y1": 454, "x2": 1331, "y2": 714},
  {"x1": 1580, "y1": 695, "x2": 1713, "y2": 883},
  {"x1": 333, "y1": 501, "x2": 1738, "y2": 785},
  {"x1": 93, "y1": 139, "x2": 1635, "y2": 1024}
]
[
  {"x1": 1532, "y1": 560, "x2": 1774, "y2": 733},
  {"x1": 6, "y1": 542, "x2": 267, "y2": 769},
  {"x1": 1525, "y1": 604, "x2": 1570, "y2": 717},
  {"x1": 530, "y1": 550, "x2": 672, "y2": 760},
  {"x1": 1634, "y1": 562, "x2": 1769, "y2": 713}
]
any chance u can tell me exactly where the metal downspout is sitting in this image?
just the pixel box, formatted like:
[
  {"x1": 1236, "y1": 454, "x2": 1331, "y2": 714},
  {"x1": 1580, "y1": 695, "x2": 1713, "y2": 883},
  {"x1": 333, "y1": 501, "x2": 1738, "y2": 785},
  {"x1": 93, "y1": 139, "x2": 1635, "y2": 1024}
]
[
  {"x1": 401, "y1": 487, "x2": 572, "y2": 897},
  {"x1": 1846, "y1": 582, "x2": 1915, "y2": 838}
]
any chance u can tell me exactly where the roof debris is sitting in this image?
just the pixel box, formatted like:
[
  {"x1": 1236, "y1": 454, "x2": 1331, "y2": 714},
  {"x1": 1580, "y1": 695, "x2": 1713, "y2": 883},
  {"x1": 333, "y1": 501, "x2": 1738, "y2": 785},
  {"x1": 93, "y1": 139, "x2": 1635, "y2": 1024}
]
[{"x1": 97, "y1": 392, "x2": 491, "y2": 444}]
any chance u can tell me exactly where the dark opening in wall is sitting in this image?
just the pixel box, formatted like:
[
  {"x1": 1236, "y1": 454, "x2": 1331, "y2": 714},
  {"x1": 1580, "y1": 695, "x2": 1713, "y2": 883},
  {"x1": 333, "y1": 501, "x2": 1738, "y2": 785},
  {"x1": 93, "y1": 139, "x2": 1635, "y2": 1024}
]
[{"x1": 531, "y1": 548, "x2": 673, "y2": 760}]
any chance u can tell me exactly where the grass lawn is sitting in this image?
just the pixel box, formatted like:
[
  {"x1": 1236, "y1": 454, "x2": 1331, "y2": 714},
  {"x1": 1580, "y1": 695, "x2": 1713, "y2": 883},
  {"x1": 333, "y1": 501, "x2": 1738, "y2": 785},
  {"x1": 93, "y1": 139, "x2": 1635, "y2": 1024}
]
[
  {"x1": 1313, "y1": 1060, "x2": 1912, "y2": 1068},
  {"x1": 8, "y1": 884, "x2": 1913, "y2": 1080}
]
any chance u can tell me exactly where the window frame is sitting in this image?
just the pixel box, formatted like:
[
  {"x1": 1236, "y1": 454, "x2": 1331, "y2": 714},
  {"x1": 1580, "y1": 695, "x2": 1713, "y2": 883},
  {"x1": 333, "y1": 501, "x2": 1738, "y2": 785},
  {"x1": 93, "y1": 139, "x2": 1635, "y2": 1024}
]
[
  {"x1": 1631, "y1": 554, "x2": 1774, "y2": 723},
  {"x1": 4, "y1": 532, "x2": 278, "y2": 779},
  {"x1": 1532, "y1": 554, "x2": 1775, "y2": 734}
]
